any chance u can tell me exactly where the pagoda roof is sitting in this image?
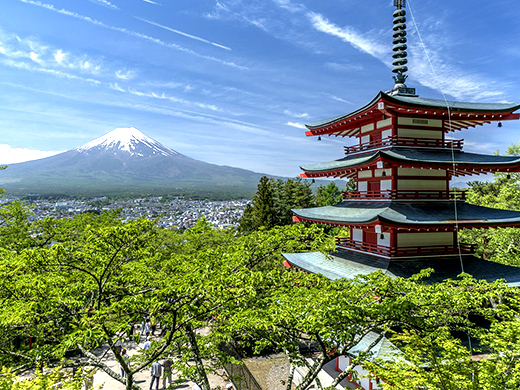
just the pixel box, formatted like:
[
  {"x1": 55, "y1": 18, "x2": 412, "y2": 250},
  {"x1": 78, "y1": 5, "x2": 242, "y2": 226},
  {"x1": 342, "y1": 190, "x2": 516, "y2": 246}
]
[
  {"x1": 292, "y1": 201, "x2": 520, "y2": 228},
  {"x1": 305, "y1": 91, "x2": 520, "y2": 137},
  {"x1": 300, "y1": 148, "x2": 520, "y2": 178},
  {"x1": 282, "y1": 251, "x2": 520, "y2": 286}
]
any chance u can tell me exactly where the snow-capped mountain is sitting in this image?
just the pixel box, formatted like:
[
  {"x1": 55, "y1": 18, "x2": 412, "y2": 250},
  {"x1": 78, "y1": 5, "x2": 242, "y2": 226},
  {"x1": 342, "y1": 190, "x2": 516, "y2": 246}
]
[
  {"x1": 0, "y1": 128, "x2": 265, "y2": 197},
  {"x1": 77, "y1": 127, "x2": 179, "y2": 157}
]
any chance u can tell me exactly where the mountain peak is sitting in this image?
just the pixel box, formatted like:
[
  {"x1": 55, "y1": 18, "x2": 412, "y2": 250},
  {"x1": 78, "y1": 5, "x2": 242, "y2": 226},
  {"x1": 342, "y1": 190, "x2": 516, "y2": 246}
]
[{"x1": 76, "y1": 127, "x2": 178, "y2": 157}]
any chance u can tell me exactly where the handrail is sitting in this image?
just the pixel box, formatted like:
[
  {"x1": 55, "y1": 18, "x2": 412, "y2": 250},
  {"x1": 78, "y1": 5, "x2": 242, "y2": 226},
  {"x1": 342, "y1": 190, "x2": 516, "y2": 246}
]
[
  {"x1": 335, "y1": 237, "x2": 475, "y2": 257},
  {"x1": 342, "y1": 189, "x2": 467, "y2": 201},
  {"x1": 344, "y1": 136, "x2": 463, "y2": 155}
]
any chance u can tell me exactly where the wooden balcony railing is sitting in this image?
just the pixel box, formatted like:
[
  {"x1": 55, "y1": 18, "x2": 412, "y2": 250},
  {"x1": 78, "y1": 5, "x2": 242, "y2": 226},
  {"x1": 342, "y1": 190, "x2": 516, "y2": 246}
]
[
  {"x1": 335, "y1": 238, "x2": 475, "y2": 257},
  {"x1": 344, "y1": 136, "x2": 463, "y2": 155},
  {"x1": 343, "y1": 190, "x2": 466, "y2": 201}
]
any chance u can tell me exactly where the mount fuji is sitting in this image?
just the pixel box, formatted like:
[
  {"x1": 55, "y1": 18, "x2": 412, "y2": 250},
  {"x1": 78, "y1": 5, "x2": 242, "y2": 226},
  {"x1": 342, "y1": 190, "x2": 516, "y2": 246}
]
[{"x1": 0, "y1": 128, "x2": 266, "y2": 198}]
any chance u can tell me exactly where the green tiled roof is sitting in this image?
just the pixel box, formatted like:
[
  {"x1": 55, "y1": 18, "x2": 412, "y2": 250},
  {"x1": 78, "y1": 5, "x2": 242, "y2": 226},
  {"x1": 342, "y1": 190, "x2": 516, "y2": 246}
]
[
  {"x1": 292, "y1": 201, "x2": 520, "y2": 226},
  {"x1": 390, "y1": 94, "x2": 520, "y2": 112},
  {"x1": 282, "y1": 250, "x2": 520, "y2": 286},
  {"x1": 300, "y1": 148, "x2": 520, "y2": 173},
  {"x1": 305, "y1": 91, "x2": 520, "y2": 129}
]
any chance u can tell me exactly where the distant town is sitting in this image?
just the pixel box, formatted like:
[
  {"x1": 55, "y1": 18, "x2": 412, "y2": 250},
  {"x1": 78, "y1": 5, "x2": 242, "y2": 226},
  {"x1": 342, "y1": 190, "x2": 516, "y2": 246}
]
[{"x1": 0, "y1": 197, "x2": 249, "y2": 230}]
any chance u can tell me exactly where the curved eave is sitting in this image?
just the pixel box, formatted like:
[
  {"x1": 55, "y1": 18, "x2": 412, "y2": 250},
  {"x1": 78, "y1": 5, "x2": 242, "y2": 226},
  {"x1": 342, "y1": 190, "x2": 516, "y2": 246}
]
[
  {"x1": 305, "y1": 92, "x2": 520, "y2": 137},
  {"x1": 292, "y1": 202, "x2": 520, "y2": 228},
  {"x1": 300, "y1": 149, "x2": 520, "y2": 178}
]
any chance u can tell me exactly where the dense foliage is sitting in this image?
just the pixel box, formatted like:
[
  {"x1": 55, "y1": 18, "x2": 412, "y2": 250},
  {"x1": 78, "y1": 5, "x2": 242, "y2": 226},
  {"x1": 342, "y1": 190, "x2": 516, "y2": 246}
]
[
  {"x1": 2, "y1": 167, "x2": 520, "y2": 389},
  {"x1": 461, "y1": 144, "x2": 520, "y2": 265}
]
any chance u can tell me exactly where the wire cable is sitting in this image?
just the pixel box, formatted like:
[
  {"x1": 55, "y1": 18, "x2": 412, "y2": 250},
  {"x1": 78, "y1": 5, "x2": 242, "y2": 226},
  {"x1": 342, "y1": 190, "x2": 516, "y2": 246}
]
[
  {"x1": 406, "y1": 0, "x2": 465, "y2": 274},
  {"x1": 407, "y1": 0, "x2": 474, "y2": 360}
]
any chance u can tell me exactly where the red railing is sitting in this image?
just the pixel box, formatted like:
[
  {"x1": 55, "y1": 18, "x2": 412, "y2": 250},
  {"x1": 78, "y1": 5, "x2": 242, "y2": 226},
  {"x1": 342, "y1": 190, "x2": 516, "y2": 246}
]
[
  {"x1": 344, "y1": 136, "x2": 463, "y2": 155},
  {"x1": 335, "y1": 238, "x2": 475, "y2": 257},
  {"x1": 342, "y1": 190, "x2": 466, "y2": 201}
]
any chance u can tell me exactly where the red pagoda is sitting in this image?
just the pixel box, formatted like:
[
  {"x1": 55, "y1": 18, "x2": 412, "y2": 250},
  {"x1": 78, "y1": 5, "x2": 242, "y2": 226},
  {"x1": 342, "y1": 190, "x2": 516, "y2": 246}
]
[{"x1": 284, "y1": 0, "x2": 520, "y2": 285}]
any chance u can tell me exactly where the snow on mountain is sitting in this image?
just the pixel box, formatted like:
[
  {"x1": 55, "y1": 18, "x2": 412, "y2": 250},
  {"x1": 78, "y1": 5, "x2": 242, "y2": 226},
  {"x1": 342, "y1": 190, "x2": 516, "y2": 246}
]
[{"x1": 76, "y1": 127, "x2": 178, "y2": 157}]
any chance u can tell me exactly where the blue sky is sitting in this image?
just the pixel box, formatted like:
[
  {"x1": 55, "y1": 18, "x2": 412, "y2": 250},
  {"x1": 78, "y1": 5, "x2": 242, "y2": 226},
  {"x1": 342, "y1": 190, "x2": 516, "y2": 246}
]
[{"x1": 1, "y1": 0, "x2": 519, "y2": 177}]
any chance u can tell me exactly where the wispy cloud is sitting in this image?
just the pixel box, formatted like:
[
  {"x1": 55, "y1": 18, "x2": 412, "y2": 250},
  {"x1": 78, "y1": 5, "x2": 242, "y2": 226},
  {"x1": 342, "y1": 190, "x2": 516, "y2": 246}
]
[
  {"x1": 1, "y1": 59, "x2": 102, "y2": 85},
  {"x1": 0, "y1": 144, "x2": 63, "y2": 164},
  {"x1": 110, "y1": 85, "x2": 222, "y2": 112},
  {"x1": 17, "y1": 0, "x2": 247, "y2": 69},
  {"x1": 140, "y1": 0, "x2": 161, "y2": 5},
  {"x1": 323, "y1": 93, "x2": 352, "y2": 104},
  {"x1": 407, "y1": 42, "x2": 507, "y2": 101},
  {"x1": 284, "y1": 109, "x2": 308, "y2": 118},
  {"x1": 115, "y1": 69, "x2": 137, "y2": 80},
  {"x1": 87, "y1": 0, "x2": 118, "y2": 10},
  {"x1": 287, "y1": 122, "x2": 306, "y2": 129},
  {"x1": 0, "y1": 29, "x2": 106, "y2": 75},
  {"x1": 307, "y1": 12, "x2": 387, "y2": 58},
  {"x1": 324, "y1": 62, "x2": 363, "y2": 72},
  {"x1": 136, "y1": 17, "x2": 231, "y2": 51}
]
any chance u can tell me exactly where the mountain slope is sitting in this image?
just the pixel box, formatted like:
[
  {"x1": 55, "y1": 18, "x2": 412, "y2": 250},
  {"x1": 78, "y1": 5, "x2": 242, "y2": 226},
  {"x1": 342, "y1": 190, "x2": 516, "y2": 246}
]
[{"x1": 0, "y1": 128, "x2": 266, "y2": 198}]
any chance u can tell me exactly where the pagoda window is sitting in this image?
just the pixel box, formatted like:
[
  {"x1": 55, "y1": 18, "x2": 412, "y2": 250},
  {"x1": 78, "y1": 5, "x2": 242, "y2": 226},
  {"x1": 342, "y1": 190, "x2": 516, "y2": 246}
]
[
  {"x1": 398, "y1": 117, "x2": 443, "y2": 128},
  {"x1": 361, "y1": 134, "x2": 370, "y2": 144},
  {"x1": 352, "y1": 228, "x2": 363, "y2": 242},
  {"x1": 397, "y1": 232, "x2": 454, "y2": 247},
  {"x1": 380, "y1": 179, "x2": 392, "y2": 192},
  {"x1": 381, "y1": 128, "x2": 392, "y2": 139},
  {"x1": 397, "y1": 117, "x2": 443, "y2": 140},
  {"x1": 376, "y1": 118, "x2": 392, "y2": 129},
  {"x1": 397, "y1": 179, "x2": 446, "y2": 191},
  {"x1": 361, "y1": 123, "x2": 375, "y2": 133},
  {"x1": 358, "y1": 181, "x2": 368, "y2": 192},
  {"x1": 397, "y1": 127, "x2": 443, "y2": 139},
  {"x1": 398, "y1": 168, "x2": 446, "y2": 177},
  {"x1": 358, "y1": 171, "x2": 373, "y2": 179}
]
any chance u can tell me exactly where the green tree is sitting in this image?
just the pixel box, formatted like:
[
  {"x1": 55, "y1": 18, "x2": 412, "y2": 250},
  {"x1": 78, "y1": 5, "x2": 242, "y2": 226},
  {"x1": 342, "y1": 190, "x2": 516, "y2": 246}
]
[
  {"x1": 239, "y1": 177, "x2": 314, "y2": 233},
  {"x1": 314, "y1": 182, "x2": 343, "y2": 206},
  {"x1": 273, "y1": 178, "x2": 314, "y2": 225},
  {"x1": 364, "y1": 275, "x2": 520, "y2": 390},
  {"x1": 0, "y1": 204, "x2": 335, "y2": 389},
  {"x1": 239, "y1": 176, "x2": 276, "y2": 233},
  {"x1": 461, "y1": 143, "x2": 520, "y2": 265}
]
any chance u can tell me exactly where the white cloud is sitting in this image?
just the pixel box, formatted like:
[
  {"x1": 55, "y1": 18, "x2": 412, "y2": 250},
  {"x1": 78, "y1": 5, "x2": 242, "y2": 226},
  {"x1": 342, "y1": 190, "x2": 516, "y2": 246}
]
[
  {"x1": 307, "y1": 12, "x2": 387, "y2": 58},
  {"x1": 287, "y1": 122, "x2": 306, "y2": 129},
  {"x1": 0, "y1": 144, "x2": 63, "y2": 164},
  {"x1": 324, "y1": 62, "x2": 363, "y2": 72},
  {"x1": 1, "y1": 59, "x2": 102, "y2": 85},
  {"x1": 87, "y1": 0, "x2": 118, "y2": 10},
  {"x1": 272, "y1": 0, "x2": 306, "y2": 13},
  {"x1": 18, "y1": 0, "x2": 246, "y2": 69},
  {"x1": 141, "y1": 0, "x2": 160, "y2": 4},
  {"x1": 284, "y1": 109, "x2": 308, "y2": 118},
  {"x1": 0, "y1": 29, "x2": 107, "y2": 76},
  {"x1": 109, "y1": 83, "x2": 125, "y2": 92},
  {"x1": 325, "y1": 94, "x2": 352, "y2": 104},
  {"x1": 136, "y1": 17, "x2": 231, "y2": 51},
  {"x1": 122, "y1": 86, "x2": 223, "y2": 112},
  {"x1": 54, "y1": 49, "x2": 65, "y2": 64},
  {"x1": 115, "y1": 69, "x2": 137, "y2": 80},
  {"x1": 407, "y1": 43, "x2": 507, "y2": 101}
]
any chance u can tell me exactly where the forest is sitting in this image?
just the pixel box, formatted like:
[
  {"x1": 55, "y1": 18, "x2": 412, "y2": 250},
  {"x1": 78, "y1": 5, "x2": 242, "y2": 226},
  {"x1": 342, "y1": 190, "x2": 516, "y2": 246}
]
[{"x1": 1, "y1": 173, "x2": 520, "y2": 390}]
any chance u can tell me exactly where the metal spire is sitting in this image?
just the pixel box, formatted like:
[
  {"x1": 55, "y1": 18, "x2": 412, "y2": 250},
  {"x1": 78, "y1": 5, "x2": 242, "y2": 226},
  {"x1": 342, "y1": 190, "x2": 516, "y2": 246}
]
[{"x1": 389, "y1": 0, "x2": 416, "y2": 95}]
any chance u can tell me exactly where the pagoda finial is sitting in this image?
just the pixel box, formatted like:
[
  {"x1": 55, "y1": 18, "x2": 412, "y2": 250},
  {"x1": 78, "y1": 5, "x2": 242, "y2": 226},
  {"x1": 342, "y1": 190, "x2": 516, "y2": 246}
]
[{"x1": 388, "y1": 0, "x2": 416, "y2": 95}]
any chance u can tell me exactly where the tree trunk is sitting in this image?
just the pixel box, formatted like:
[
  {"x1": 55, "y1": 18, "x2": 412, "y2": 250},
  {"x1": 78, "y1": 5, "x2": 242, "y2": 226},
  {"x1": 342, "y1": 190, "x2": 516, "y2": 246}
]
[{"x1": 185, "y1": 324, "x2": 211, "y2": 390}]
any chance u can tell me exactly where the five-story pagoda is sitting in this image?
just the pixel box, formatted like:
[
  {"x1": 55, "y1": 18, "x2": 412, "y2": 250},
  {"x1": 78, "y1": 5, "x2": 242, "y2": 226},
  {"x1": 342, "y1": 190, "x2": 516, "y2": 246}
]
[{"x1": 284, "y1": 0, "x2": 520, "y2": 284}]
